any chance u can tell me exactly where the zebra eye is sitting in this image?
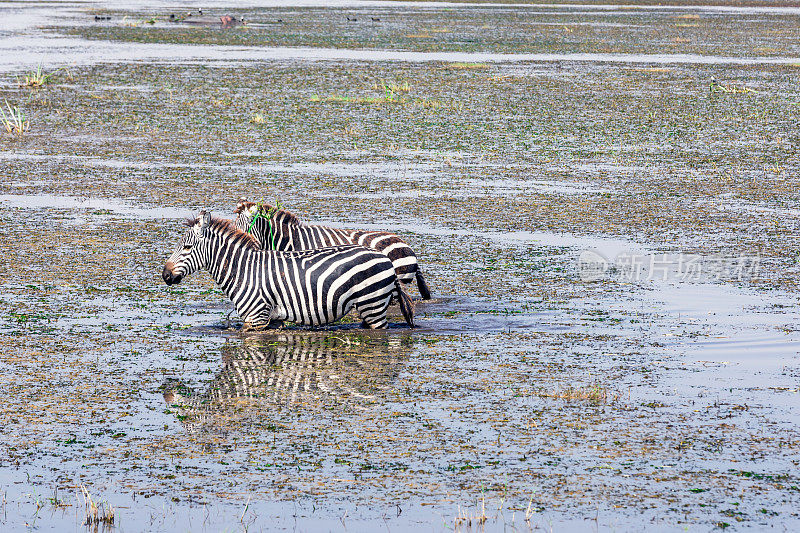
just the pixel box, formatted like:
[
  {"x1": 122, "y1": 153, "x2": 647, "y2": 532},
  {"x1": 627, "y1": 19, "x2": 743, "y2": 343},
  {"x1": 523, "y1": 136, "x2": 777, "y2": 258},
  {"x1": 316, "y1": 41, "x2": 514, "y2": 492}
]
[{"x1": 183, "y1": 245, "x2": 192, "y2": 251}]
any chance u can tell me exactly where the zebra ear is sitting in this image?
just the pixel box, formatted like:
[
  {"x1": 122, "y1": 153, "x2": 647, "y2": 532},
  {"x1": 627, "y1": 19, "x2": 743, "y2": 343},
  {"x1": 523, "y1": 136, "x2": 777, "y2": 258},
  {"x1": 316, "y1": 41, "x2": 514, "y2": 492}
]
[{"x1": 194, "y1": 210, "x2": 211, "y2": 235}]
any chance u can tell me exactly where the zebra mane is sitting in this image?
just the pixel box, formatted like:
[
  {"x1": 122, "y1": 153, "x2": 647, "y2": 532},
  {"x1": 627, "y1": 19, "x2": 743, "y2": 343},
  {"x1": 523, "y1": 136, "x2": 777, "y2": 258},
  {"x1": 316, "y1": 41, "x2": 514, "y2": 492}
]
[
  {"x1": 234, "y1": 200, "x2": 302, "y2": 227},
  {"x1": 187, "y1": 214, "x2": 261, "y2": 249},
  {"x1": 211, "y1": 217, "x2": 262, "y2": 248}
]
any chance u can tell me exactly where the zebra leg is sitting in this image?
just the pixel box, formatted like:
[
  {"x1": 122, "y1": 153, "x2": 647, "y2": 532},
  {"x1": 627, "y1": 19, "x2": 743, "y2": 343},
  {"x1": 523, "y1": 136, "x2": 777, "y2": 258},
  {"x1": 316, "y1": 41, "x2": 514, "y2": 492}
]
[
  {"x1": 241, "y1": 302, "x2": 275, "y2": 331},
  {"x1": 225, "y1": 306, "x2": 238, "y2": 329},
  {"x1": 354, "y1": 300, "x2": 390, "y2": 329},
  {"x1": 415, "y1": 269, "x2": 432, "y2": 300},
  {"x1": 395, "y1": 279, "x2": 415, "y2": 327}
]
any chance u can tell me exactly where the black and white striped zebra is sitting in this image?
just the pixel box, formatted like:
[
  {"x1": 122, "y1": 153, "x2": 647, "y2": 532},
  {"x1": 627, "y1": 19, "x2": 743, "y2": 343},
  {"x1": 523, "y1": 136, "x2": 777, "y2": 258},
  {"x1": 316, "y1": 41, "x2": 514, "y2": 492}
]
[
  {"x1": 234, "y1": 198, "x2": 432, "y2": 300},
  {"x1": 162, "y1": 211, "x2": 414, "y2": 330}
]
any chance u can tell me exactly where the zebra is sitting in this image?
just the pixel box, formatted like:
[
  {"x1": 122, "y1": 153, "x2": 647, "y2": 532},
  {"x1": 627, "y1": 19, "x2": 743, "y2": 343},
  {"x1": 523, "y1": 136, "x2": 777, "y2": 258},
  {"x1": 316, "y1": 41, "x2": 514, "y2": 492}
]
[
  {"x1": 233, "y1": 198, "x2": 432, "y2": 300},
  {"x1": 163, "y1": 332, "x2": 410, "y2": 433},
  {"x1": 162, "y1": 211, "x2": 414, "y2": 330}
]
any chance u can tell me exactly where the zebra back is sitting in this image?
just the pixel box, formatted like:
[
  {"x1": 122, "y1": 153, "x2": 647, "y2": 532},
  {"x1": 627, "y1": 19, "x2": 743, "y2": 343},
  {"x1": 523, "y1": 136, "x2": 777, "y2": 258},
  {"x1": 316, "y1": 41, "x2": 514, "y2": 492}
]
[
  {"x1": 234, "y1": 199, "x2": 352, "y2": 251},
  {"x1": 234, "y1": 199, "x2": 421, "y2": 285}
]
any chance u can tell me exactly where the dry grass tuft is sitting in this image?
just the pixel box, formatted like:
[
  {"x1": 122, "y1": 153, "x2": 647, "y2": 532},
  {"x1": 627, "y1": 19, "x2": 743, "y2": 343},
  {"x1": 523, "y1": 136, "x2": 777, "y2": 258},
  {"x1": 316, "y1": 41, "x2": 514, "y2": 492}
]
[
  {"x1": 250, "y1": 113, "x2": 267, "y2": 124},
  {"x1": 454, "y1": 496, "x2": 488, "y2": 529},
  {"x1": 1, "y1": 101, "x2": 28, "y2": 135},
  {"x1": 81, "y1": 486, "x2": 115, "y2": 527},
  {"x1": 539, "y1": 383, "x2": 619, "y2": 404}
]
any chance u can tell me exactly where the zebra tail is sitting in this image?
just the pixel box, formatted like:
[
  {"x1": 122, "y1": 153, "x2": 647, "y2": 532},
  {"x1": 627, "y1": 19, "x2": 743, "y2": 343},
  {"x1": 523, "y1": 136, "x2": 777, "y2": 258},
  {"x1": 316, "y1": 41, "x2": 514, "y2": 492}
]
[
  {"x1": 415, "y1": 270, "x2": 432, "y2": 300},
  {"x1": 395, "y1": 279, "x2": 415, "y2": 328}
]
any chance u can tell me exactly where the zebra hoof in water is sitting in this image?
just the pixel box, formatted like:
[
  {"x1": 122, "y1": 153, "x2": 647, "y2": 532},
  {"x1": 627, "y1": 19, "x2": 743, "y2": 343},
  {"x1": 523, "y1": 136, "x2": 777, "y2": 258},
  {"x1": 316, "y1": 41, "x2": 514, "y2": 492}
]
[
  {"x1": 224, "y1": 307, "x2": 239, "y2": 329},
  {"x1": 241, "y1": 320, "x2": 284, "y2": 332}
]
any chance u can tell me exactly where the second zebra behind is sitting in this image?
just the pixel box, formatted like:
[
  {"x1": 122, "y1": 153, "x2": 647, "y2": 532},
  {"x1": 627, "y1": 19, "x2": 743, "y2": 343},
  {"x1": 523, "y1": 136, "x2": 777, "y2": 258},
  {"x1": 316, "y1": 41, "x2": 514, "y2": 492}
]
[{"x1": 234, "y1": 198, "x2": 432, "y2": 300}]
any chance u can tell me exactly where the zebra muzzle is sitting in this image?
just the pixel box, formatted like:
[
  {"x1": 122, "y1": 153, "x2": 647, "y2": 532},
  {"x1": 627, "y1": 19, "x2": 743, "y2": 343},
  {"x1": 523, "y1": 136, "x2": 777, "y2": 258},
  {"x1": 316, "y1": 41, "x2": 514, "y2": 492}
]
[{"x1": 162, "y1": 265, "x2": 182, "y2": 286}]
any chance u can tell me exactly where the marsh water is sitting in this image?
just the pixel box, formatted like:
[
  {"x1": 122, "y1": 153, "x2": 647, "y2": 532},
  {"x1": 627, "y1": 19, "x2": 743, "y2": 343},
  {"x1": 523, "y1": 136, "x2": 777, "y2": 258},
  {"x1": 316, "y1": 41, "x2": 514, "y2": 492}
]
[{"x1": 1, "y1": 1, "x2": 799, "y2": 531}]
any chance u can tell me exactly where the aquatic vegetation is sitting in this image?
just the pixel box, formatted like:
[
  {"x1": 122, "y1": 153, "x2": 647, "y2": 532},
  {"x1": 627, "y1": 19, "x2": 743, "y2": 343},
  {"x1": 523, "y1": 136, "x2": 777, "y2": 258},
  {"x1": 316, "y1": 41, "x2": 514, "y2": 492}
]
[
  {"x1": 445, "y1": 62, "x2": 489, "y2": 70},
  {"x1": 250, "y1": 113, "x2": 267, "y2": 124},
  {"x1": 453, "y1": 497, "x2": 488, "y2": 529},
  {"x1": 21, "y1": 64, "x2": 54, "y2": 88},
  {"x1": 2, "y1": 2, "x2": 800, "y2": 531},
  {"x1": 310, "y1": 80, "x2": 442, "y2": 108},
  {"x1": 245, "y1": 197, "x2": 283, "y2": 247},
  {"x1": 120, "y1": 16, "x2": 139, "y2": 27},
  {"x1": 372, "y1": 79, "x2": 412, "y2": 96},
  {"x1": 710, "y1": 77, "x2": 756, "y2": 95},
  {"x1": 1, "y1": 101, "x2": 28, "y2": 135},
  {"x1": 310, "y1": 93, "x2": 397, "y2": 105},
  {"x1": 81, "y1": 486, "x2": 115, "y2": 526},
  {"x1": 539, "y1": 383, "x2": 619, "y2": 404}
]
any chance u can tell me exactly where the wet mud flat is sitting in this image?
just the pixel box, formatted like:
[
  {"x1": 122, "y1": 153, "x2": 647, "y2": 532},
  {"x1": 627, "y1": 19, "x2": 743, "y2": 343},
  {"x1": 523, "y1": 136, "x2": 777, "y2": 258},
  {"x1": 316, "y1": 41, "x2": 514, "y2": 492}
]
[{"x1": 1, "y1": 0, "x2": 800, "y2": 531}]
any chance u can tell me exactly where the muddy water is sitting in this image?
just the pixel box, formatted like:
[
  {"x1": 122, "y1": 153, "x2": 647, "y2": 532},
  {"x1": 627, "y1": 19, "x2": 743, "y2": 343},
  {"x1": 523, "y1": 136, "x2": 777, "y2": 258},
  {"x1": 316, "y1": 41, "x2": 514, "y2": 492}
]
[{"x1": 2, "y1": 0, "x2": 800, "y2": 531}]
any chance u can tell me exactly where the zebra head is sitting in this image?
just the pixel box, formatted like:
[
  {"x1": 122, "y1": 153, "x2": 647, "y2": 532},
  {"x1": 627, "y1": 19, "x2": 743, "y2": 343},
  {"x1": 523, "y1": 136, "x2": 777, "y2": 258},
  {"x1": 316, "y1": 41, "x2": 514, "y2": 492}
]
[
  {"x1": 233, "y1": 197, "x2": 297, "y2": 251},
  {"x1": 162, "y1": 211, "x2": 212, "y2": 286},
  {"x1": 233, "y1": 197, "x2": 259, "y2": 233}
]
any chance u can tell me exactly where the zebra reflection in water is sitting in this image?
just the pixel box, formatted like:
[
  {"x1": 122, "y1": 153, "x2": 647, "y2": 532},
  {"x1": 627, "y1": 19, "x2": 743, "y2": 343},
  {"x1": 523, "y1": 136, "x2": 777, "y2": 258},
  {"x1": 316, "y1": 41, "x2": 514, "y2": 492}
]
[{"x1": 164, "y1": 332, "x2": 411, "y2": 432}]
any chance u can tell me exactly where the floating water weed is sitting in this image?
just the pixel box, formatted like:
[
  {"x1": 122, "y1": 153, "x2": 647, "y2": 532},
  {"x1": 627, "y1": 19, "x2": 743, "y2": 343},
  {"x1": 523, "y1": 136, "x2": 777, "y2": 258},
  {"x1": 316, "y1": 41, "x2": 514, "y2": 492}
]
[
  {"x1": 1, "y1": 101, "x2": 28, "y2": 135},
  {"x1": 373, "y1": 79, "x2": 411, "y2": 95},
  {"x1": 311, "y1": 80, "x2": 417, "y2": 105},
  {"x1": 445, "y1": 62, "x2": 489, "y2": 70},
  {"x1": 540, "y1": 383, "x2": 618, "y2": 404}
]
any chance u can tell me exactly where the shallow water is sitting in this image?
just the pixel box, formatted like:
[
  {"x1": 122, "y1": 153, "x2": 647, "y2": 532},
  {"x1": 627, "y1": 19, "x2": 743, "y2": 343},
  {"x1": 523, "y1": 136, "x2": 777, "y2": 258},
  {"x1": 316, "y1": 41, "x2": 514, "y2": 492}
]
[
  {"x1": 3, "y1": 35, "x2": 800, "y2": 75},
  {"x1": 0, "y1": 193, "x2": 189, "y2": 219},
  {"x1": 2, "y1": 0, "x2": 800, "y2": 531},
  {"x1": 3, "y1": 0, "x2": 800, "y2": 74}
]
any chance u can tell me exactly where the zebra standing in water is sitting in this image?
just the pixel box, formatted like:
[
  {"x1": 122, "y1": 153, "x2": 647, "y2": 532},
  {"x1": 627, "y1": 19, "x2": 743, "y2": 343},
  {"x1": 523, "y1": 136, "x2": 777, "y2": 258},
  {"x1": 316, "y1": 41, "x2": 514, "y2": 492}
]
[
  {"x1": 234, "y1": 198, "x2": 432, "y2": 300},
  {"x1": 162, "y1": 211, "x2": 414, "y2": 330}
]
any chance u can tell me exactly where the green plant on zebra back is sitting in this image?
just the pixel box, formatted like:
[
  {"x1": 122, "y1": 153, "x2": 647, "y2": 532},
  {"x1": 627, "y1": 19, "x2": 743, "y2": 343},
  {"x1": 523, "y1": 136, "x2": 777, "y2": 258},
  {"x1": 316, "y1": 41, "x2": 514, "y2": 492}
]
[
  {"x1": 1, "y1": 101, "x2": 28, "y2": 136},
  {"x1": 247, "y1": 198, "x2": 284, "y2": 250}
]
